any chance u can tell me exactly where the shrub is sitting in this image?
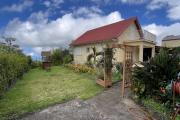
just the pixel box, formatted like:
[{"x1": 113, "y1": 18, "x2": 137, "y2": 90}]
[
  {"x1": 132, "y1": 48, "x2": 180, "y2": 99},
  {"x1": 0, "y1": 51, "x2": 29, "y2": 97},
  {"x1": 51, "y1": 48, "x2": 73, "y2": 65},
  {"x1": 51, "y1": 49, "x2": 63, "y2": 65},
  {"x1": 96, "y1": 67, "x2": 104, "y2": 80},
  {"x1": 31, "y1": 61, "x2": 42, "y2": 68},
  {"x1": 115, "y1": 62, "x2": 123, "y2": 74},
  {"x1": 63, "y1": 55, "x2": 73, "y2": 64},
  {"x1": 64, "y1": 64, "x2": 96, "y2": 74}
]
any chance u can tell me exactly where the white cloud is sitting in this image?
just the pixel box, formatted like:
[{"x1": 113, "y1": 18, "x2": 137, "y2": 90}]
[
  {"x1": 43, "y1": 1, "x2": 51, "y2": 7},
  {"x1": 91, "y1": 0, "x2": 111, "y2": 4},
  {"x1": 3, "y1": 10, "x2": 122, "y2": 55},
  {"x1": 91, "y1": 0, "x2": 147, "y2": 4},
  {"x1": 28, "y1": 11, "x2": 49, "y2": 23},
  {"x1": 143, "y1": 22, "x2": 180, "y2": 45},
  {"x1": 1, "y1": 0, "x2": 34, "y2": 12},
  {"x1": 147, "y1": 0, "x2": 168, "y2": 10},
  {"x1": 73, "y1": 6, "x2": 103, "y2": 18},
  {"x1": 120, "y1": 0, "x2": 147, "y2": 4},
  {"x1": 43, "y1": 0, "x2": 64, "y2": 8},
  {"x1": 147, "y1": 0, "x2": 180, "y2": 20}
]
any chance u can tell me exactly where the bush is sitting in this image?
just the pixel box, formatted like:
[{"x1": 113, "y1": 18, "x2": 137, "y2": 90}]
[
  {"x1": 31, "y1": 61, "x2": 42, "y2": 68},
  {"x1": 51, "y1": 49, "x2": 73, "y2": 65},
  {"x1": 96, "y1": 67, "x2": 104, "y2": 80},
  {"x1": 132, "y1": 48, "x2": 180, "y2": 100},
  {"x1": 63, "y1": 55, "x2": 73, "y2": 64},
  {"x1": 64, "y1": 64, "x2": 96, "y2": 74},
  {"x1": 0, "y1": 50, "x2": 29, "y2": 97},
  {"x1": 51, "y1": 49, "x2": 63, "y2": 65}
]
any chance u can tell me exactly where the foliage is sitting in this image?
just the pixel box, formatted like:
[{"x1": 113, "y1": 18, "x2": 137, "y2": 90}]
[
  {"x1": 96, "y1": 66, "x2": 104, "y2": 80},
  {"x1": 63, "y1": 55, "x2": 73, "y2": 64},
  {"x1": 64, "y1": 64, "x2": 96, "y2": 74},
  {"x1": 115, "y1": 62, "x2": 123, "y2": 74},
  {"x1": 31, "y1": 61, "x2": 42, "y2": 68},
  {"x1": 112, "y1": 62, "x2": 123, "y2": 82},
  {"x1": 142, "y1": 98, "x2": 170, "y2": 119},
  {"x1": 132, "y1": 48, "x2": 180, "y2": 99},
  {"x1": 0, "y1": 66, "x2": 104, "y2": 120},
  {"x1": 51, "y1": 48, "x2": 73, "y2": 65},
  {"x1": 51, "y1": 49, "x2": 63, "y2": 65},
  {"x1": 0, "y1": 44, "x2": 29, "y2": 97},
  {"x1": 85, "y1": 61, "x2": 94, "y2": 68}
]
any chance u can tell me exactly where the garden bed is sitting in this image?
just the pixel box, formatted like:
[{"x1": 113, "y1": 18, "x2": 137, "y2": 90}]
[{"x1": 133, "y1": 97, "x2": 171, "y2": 120}]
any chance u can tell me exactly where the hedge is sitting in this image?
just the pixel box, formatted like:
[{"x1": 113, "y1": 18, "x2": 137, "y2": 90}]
[{"x1": 0, "y1": 50, "x2": 29, "y2": 97}]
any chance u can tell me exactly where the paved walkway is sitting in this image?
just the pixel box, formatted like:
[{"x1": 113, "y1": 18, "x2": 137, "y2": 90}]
[{"x1": 21, "y1": 83, "x2": 154, "y2": 120}]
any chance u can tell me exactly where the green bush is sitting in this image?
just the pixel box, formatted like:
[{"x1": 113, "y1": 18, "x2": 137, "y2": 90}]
[
  {"x1": 132, "y1": 48, "x2": 180, "y2": 99},
  {"x1": 63, "y1": 55, "x2": 73, "y2": 64},
  {"x1": 51, "y1": 49, "x2": 73, "y2": 65},
  {"x1": 0, "y1": 45, "x2": 29, "y2": 97},
  {"x1": 31, "y1": 61, "x2": 42, "y2": 68}
]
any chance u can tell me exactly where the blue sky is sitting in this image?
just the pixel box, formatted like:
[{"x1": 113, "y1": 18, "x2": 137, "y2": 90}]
[{"x1": 0, "y1": 0, "x2": 180, "y2": 59}]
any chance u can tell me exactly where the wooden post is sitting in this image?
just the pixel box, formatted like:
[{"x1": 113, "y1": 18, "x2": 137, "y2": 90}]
[
  {"x1": 104, "y1": 49, "x2": 106, "y2": 82},
  {"x1": 122, "y1": 45, "x2": 126, "y2": 97}
]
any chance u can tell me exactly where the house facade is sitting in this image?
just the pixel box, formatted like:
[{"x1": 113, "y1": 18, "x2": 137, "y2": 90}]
[
  {"x1": 162, "y1": 35, "x2": 180, "y2": 48},
  {"x1": 70, "y1": 17, "x2": 156, "y2": 64}
]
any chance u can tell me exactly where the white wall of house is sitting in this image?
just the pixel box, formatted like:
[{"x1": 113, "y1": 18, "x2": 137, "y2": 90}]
[
  {"x1": 73, "y1": 43, "x2": 106, "y2": 64},
  {"x1": 114, "y1": 22, "x2": 141, "y2": 63}
]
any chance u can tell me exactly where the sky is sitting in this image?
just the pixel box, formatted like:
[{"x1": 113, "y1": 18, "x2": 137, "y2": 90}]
[{"x1": 0, "y1": 0, "x2": 180, "y2": 60}]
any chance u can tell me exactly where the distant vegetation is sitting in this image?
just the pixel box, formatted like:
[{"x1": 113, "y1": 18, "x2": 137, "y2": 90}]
[{"x1": 51, "y1": 48, "x2": 73, "y2": 65}]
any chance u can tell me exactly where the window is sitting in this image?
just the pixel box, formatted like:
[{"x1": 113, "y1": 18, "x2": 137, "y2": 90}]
[{"x1": 86, "y1": 47, "x2": 90, "y2": 53}]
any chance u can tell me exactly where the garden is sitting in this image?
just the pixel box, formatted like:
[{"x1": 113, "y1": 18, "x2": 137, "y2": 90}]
[{"x1": 0, "y1": 37, "x2": 179, "y2": 120}]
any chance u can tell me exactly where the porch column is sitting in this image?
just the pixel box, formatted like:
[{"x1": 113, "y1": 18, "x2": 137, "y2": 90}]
[
  {"x1": 152, "y1": 46, "x2": 155, "y2": 57},
  {"x1": 139, "y1": 44, "x2": 143, "y2": 62}
]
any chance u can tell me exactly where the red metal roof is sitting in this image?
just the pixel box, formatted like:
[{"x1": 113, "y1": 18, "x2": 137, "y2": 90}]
[{"x1": 71, "y1": 17, "x2": 142, "y2": 46}]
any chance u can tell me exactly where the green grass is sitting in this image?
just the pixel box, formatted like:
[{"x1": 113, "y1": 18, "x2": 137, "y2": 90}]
[
  {"x1": 142, "y1": 98, "x2": 170, "y2": 119},
  {"x1": 0, "y1": 66, "x2": 104, "y2": 120},
  {"x1": 112, "y1": 72, "x2": 122, "y2": 83}
]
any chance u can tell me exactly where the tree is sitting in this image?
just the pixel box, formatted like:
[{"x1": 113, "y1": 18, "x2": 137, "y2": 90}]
[
  {"x1": 3, "y1": 37, "x2": 16, "y2": 46},
  {"x1": 51, "y1": 49, "x2": 63, "y2": 65}
]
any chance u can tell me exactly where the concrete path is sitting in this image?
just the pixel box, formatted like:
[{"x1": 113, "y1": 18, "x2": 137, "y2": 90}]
[{"x1": 21, "y1": 83, "x2": 154, "y2": 120}]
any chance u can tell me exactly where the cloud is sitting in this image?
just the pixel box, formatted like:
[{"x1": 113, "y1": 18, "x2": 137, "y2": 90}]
[
  {"x1": 1, "y1": 0, "x2": 34, "y2": 12},
  {"x1": 146, "y1": 0, "x2": 168, "y2": 10},
  {"x1": 147, "y1": 0, "x2": 180, "y2": 20},
  {"x1": 91, "y1": 0, "x2": 111, "y2": 4},
  {"x1": 28, "y1": 11, "x2": 49, "y2": 23},
  {"x1": 3, "y1": 9, "x2": 122, "y2": 55},
  {"x1": 43, "y1": 0, "x2": 64, "y2": 8},
  {"x1": 120, "y1": 0, "x2": 147, "y2": 4},
  {"x1": 73, "y1": 6, "x2": 103, "y2": 18},
  {"x1": 91, "y1": 0, "x2": 147, "y2": 5},
  {"x1": 143, "y1": 22, "x2": 180, "y2": 45}
]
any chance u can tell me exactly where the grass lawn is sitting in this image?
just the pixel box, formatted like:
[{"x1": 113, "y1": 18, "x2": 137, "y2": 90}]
[{"x1": 0, "y1": 66, "x2": 104, "y2": 120}]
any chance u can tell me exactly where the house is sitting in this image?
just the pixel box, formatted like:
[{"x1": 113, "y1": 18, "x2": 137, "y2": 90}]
[
  {"x1": 70, "y1": 17, "x2": 156, "y2": 64},
  {"x1": 162, "y1": 35, "x2": 180, "y2": 48}
]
